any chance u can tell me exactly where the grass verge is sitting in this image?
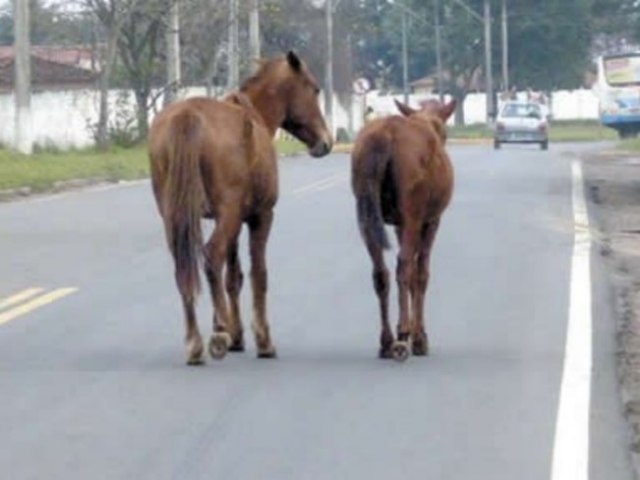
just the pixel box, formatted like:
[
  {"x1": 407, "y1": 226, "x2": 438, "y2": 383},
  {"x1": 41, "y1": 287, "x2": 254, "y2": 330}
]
[
  {"x1": 0, "y1": 139, "x2": 307, "y2": 193},
  {"x1": 618, "y1": 138, "x2": 640, "y2": 153},
  {"x1": 449, "y1": 119, "x2": 618, "y2": 142}
]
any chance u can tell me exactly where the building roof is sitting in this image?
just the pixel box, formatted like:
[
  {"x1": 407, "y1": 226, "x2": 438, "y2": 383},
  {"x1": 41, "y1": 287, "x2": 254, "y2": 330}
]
[{"x1": 0, "y1": 45, "x2": 98, "y2": 91}]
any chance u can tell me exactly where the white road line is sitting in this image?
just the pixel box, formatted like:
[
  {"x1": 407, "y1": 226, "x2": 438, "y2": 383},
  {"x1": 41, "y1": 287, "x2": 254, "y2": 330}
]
[
  {"x1": 550, "y1": 160, "x2": 592, "y2": 480},
  {"x1": 0, "y1": 287, "x2": 78, "y2": 326},
  {"x1": 0, "y1": 287, "x2": 45, "y2": 311},
  {"x1": 292, "y1": 174, "x2": 347, "y2": 195},
  {"x1": 313, "y1": 177, "x2": 348, "y2": 192}
]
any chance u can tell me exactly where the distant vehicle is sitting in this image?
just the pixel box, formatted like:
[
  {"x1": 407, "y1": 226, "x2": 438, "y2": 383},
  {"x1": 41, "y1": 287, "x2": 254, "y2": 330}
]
[
  {"x1": 494, "y1": 101, "x2": 549, "y2": 150},
  {"x1": 593, "y1": 51, "x2": 640, "y2": 138}
]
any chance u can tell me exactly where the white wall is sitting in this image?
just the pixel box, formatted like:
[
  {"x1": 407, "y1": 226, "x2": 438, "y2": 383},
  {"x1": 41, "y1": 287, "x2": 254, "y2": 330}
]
[
  {"x1": 0, "y1": 87, "x2": 601, "y2": 150},
  {"x1": 363, "y1": 88, "x2": 600, "y2": 126}
]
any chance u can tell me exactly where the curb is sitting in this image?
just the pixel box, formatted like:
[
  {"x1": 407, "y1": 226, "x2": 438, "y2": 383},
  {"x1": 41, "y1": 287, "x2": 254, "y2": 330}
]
[{"x1": 0, "y1": 178, "x2": 120, "y2": 203}]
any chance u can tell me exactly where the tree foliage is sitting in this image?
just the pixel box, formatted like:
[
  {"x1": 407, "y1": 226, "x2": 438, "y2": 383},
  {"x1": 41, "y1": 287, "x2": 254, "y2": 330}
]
[{"x1": 2, "y1": 0, "x2": 639, "y2": 132}]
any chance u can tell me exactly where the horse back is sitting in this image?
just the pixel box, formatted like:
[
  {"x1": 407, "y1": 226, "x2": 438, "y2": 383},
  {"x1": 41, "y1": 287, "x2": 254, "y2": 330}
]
[
  {"x1": 352, "y1": 115, "x2": 453, "y2": 225},
  {"x1": 149, "y1": 97, "x2": 277, "y2": 218},
  {"x1": 390, "y1": 117, "x2": 454, "y2": 220}
]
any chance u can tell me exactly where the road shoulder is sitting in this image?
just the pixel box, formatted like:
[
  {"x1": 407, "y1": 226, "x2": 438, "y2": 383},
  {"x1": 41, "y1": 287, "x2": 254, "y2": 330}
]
[{"x1": 583, "y1": 151, "x2": 640, "y2": 479}]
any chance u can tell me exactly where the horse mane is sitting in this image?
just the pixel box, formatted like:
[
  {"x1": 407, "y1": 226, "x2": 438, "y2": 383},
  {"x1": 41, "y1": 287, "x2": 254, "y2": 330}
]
[
  {"x1": 239, "y1": 57, "x2": 284, "y2": 93},
  {"x1": 421, "y1": 115, "x2": 447, "y2": 144}
]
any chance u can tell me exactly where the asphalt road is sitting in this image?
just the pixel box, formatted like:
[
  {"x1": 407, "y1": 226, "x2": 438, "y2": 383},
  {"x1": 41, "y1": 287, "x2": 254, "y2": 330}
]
[{"x1": 0, "y1": 143, "x2": 633, "y2": 480}]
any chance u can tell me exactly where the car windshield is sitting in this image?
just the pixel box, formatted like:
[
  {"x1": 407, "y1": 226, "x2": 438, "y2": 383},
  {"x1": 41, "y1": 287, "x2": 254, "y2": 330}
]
[{"x1": 501, "y1": 104, "x2": 542, "y2": 119}]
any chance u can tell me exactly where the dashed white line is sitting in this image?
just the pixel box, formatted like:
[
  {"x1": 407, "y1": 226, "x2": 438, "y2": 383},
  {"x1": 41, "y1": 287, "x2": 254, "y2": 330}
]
[{"x1": 292, "y1": 173, "x2": 347, "y2": 195}]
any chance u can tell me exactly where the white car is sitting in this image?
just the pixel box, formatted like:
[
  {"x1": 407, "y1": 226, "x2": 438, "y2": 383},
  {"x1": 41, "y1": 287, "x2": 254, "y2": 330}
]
[{"x1": 494, "y1": 101, "x2": 549, "y2": 150}]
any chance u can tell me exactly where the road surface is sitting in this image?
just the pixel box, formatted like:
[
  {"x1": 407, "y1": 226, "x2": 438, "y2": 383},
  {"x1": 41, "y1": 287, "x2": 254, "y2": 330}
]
[{"x1": 0, "y1": 144, "x2": 633, "y2": 480}]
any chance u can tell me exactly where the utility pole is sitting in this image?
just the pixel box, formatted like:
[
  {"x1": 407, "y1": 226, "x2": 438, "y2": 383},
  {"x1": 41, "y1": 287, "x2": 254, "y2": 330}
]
[
  {"x1": 435, "y1": 0, "x2": 443, "y2": 102},
  {"x1": 401, "y1": 2, "x2": 409, "y2": 104},
  {"x1": 501, "y1": 0, "x2": 508, "y2": 93},
  {"x1": 249, "y1": 0, "x2": 260, "y2": 72},
  {"x1": 484, "y1": 0, "x2": 493, "y2": 124},
  {"x1": 14, "y1": 0, "x2": 32, "y2": 154},
  {"x1": 165, "y1": 0, "x2": 181, "y2": 105},
  {"x1": 227, "y1": 0, "x2": 239, "y2": 91},
  {"x1": 325, "y1": 0, "x2": 334, "y2": 136}
]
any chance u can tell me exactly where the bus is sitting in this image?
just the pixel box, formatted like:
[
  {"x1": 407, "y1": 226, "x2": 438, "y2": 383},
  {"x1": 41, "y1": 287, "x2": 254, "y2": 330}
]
[{"x1": 593, "y1": 51, "x2": 640, "y2": 138}]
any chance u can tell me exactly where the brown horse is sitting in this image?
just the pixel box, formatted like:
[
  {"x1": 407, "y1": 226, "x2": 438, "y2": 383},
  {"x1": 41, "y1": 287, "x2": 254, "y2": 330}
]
[
  {"x1": 351, "y1": 98, "x2": 456, "y2": 361},
  {"x1": 149, "y1": 52, "x2": 332, "y2": 364}
]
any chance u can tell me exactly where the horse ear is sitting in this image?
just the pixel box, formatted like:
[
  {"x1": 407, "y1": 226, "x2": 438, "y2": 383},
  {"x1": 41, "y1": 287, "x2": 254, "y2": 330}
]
[
  {"x1": 439, "y1": 100, "x2": 457, "y2": 122},
  {"x1": 226, "y1": 92, "x2": 253, "y2": 110},
  {"x1": 286, "y1": 51, "x2": 302, "y2": 72},
  {"x1": 395, "y1": 99, "x2": 417, "y2": 117}
]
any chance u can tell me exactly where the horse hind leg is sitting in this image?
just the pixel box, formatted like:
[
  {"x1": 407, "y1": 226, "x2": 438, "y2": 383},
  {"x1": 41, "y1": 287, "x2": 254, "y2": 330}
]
[
  {"x1": 204, "y1": 211, "x2": 242, "y2": 360},
  {"x1": 165, "y1": 230, "x2": 203, "y2": 365},
  {"x1": 225, "y1": 239, "x2": 245, "y2": 351},
  {"x1": 411, "y1": 220, "x2": 439, "y2": 356},
  {"x1": 248, "y1": 211, "x2": 277, "y2": 358},
  {"x1": 177, "y1": 278, "x2": 205, "y2": 365},
  {"x1": 393, "y1": 224, "x2": 421, "y2": 362},
  {"x1": 163, "y1": 215, "x2": 204, "y2": 366},
  {"x1": 364, "y1": 238, "x2": 393, "y2": 358}
]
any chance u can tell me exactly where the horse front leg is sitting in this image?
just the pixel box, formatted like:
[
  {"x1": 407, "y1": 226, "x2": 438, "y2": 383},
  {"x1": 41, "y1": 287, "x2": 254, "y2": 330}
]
[
  {"x1": 204, "y1": 211, "x2": 242, "y2": 360},
  {"x1": 411, "y1": 220, "x2": 439, "y2": 356},
  {"x1": 248, "y1": 210, "x2": 277, "y2": 358}
]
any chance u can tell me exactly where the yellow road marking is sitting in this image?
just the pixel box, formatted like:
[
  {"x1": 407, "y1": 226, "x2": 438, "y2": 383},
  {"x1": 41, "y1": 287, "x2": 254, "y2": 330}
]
[
  {"x1": 0, "y1": 288, "x2": 78, "y2": 326},
  {"x1": 0, "y1": 287, "x2": 45, "y2": 311}
]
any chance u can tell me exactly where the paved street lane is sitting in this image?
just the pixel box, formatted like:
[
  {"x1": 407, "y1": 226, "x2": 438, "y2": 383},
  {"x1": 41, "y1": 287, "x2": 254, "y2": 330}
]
[{"x1": 0, "y1": 144, "x2": 632, "y2": 480}]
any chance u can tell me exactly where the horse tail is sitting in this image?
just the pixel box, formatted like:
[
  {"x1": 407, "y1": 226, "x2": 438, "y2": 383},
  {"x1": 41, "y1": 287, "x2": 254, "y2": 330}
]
[
  {"x1": 162, "y1": 110, "x2": 206, "y2": 302},
  {"x1": 353, "y1": 133, "x2": 391, "y2": 250}
]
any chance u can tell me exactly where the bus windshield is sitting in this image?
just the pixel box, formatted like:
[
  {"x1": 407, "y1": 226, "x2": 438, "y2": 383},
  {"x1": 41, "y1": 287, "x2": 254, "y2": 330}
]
[{"x1": 604, "y1": 54, "x2": 640, "y2": 86}]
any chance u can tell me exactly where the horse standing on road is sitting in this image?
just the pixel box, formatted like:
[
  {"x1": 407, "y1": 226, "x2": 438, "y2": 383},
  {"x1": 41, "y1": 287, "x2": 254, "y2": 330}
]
[
  {"x1": 351, "y1": 99, "x2": 456, "y2": 361},
  {"x1": 149, "y1": 52, "x2": 332, "y2": 364}
]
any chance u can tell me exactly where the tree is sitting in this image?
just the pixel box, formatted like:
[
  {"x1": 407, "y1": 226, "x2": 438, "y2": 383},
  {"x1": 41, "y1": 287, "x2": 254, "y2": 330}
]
[
  {"x1": 0, "y1": 0, "x2": 93, "y2": 46},
  {"x1": 179, "y1": 0, "x2": 249, "y2": 94},
  {"x1": 114, "y1": 0, "x2": 172, "y2": 138},
  {"x1": 506, "y1": 0, "x2": 593, "y2": 91},
  {"x1": 85, "y1": 0, "x2": 133, "y2": 150},
  {"x1": 84, "y1": 0, "x2": 172, "y2": 147}
]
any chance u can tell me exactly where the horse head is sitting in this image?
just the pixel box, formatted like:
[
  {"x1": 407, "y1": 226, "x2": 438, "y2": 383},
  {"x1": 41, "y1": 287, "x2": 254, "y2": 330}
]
[
  {"x1": 394, "y1": 99, "x2": 457, "y2": 142},
  {"x1": 278, "y1": 51, "x2": 333, "y2": 157}
]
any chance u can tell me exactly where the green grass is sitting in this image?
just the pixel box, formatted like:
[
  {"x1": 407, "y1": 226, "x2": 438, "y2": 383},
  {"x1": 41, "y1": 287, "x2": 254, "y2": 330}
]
[
  {"x1": 275, "y1": 138, "x2": 306, "y2": 156},
  {"x1": 0, "y1": 147, "x2": 149, "y2": 192},
  {"x1": 449, "y1": 124, "x2": 492, "y2": 139},
  {"x1": 617, "y1": 138, "x2": 640, "y2": 152},
  {"x1": 0, "y1": 139, "x2": 308, "y2": 193},
  {"x1": 548, "y1": 120, "x2": 617, "y2": 142}
]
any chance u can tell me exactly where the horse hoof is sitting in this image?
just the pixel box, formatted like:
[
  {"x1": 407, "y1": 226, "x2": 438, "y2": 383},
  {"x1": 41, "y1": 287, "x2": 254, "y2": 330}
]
[
  {"x1": 186, "y1": 356, "x2": 205, "y2": 366},
  {"x1": 392, "y1": 341, "x2": 410, "y2": 362},
  {"x1": 209, "y1": 332, "x2": 232, "y2": 360},
  {"x1": 186, "y1": 338, "x2": 205, "y2": 365},
  {"x1": 229, "y1": 338, "x2": 245, "y2": 353},
  {"x1": 257, "y1": 345, "x2": 277, "y2": 359},
  {"x1": 412, "y1": 340, "x2": 429, "y2": 357},
  {"x1": 378, "y1": 347, "x2": 394, "y2": 359}
]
